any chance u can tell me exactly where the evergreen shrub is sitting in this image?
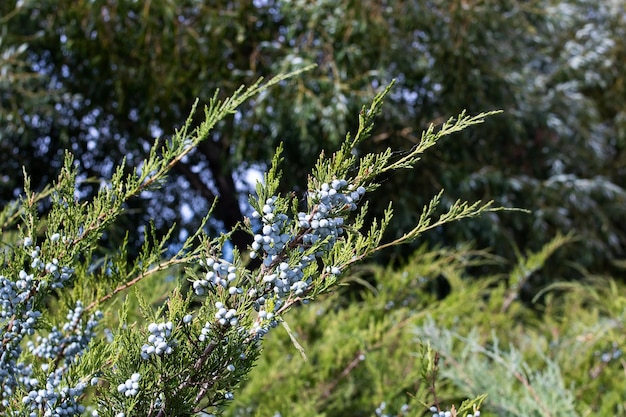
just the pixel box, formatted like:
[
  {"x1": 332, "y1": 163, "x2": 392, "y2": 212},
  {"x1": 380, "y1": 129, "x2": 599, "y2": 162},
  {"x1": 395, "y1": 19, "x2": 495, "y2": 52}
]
[
  {"x1": 0, "y1": 71, "x2": 495, "y2": 416},
  {"x1": 230, "y1": 236, "x2": 626, "y2": 416}
]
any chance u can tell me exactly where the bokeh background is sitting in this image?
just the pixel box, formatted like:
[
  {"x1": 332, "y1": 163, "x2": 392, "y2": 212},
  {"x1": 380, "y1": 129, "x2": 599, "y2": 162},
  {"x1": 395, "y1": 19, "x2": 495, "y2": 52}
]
[{"x1": 2, "y1": 1, "x2": 625, "y2": 415}]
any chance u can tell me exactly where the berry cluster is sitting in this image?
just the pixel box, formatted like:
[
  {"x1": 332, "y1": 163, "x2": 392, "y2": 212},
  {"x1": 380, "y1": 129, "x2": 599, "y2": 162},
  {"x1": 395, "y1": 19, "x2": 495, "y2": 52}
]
[
  {"x1": 250, "y1": 196, "x2": 291, "y2": 263},
  {"x1": 300, "y1": 180, "x2": 364, "y2": 253},
  {"x1": 198, "y1": 321, "x2": 213, "y2": 343},
  {"x1": 192, "y1": 258, "x2": 242, "y2": 296},
  {"x1": 214, "y1": 302, "x2": 238, "y2": 327},
  {"x1": 27, "y1": 236, "x2": 74, "y2": 289},
  {"x1": 0, "y1": 233, "x2": 91, "y2": 410},
  {"x1": 1, "y1": 272, "x2": 41, "y2": 405},
  {"x1": 1, "y1": 270, "x2": 38, "y2": 319},
  {"x1": 15, "y1": 300, "x2": 102, "y2": 415},
  {"x1": 188, "y1": 179, "x2": 365, "y2": 342},
  {"x1": 27, "y1": 301, "x2": 103, "y2": 366},
  {"x1": 141, "y1": 322, "x2": 175, "y2": 359},
  {"x1": 22, "y1": 370, "x2": 87, "y2": 417},
  {"x1": 248, "y1": 307, "x2": 280, "y2": 340},
  {"x1": 245, "y1": 179, "x2": 364, "y2": 339},
  {"x1": 117, "y1": 373, "x2": 141, "y2": 397},
  {"x1": 251, "y1": 180, "x2": 362, "y2": 299},
  {"x1": 262, "y1": 260, "x2": 309, "y2": 297}
]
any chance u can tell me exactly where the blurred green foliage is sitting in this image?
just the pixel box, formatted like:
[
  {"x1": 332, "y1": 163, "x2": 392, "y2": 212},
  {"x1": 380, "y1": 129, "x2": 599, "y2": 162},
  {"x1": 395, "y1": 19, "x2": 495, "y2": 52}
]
[
  {"x1": 227, "y1": 237, "x2": 626, "y2": 416},
  {"x1": 2, "y1": 0, "x2": 625, "y2": 283}
]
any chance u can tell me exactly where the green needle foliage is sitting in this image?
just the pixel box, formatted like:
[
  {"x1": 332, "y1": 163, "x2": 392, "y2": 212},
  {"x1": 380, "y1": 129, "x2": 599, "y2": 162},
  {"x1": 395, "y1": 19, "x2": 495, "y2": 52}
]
[
  {"x1": 1, "y1": 72, "x2": 498, "y2": 416},
  {"x1": 229, "y1": 236, "x2": 626, "y2": 417}
]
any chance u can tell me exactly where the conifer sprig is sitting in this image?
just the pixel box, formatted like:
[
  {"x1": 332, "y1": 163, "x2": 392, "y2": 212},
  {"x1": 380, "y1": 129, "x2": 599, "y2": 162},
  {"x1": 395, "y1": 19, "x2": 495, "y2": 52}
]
[{"x1": 1, "y1": 73, "x2": 498, "y2": 416}]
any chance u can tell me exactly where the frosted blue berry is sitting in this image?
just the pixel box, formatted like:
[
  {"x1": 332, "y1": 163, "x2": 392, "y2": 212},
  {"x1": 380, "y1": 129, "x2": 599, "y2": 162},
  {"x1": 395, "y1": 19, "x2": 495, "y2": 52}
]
[
  {"x1": 214, "y1": 302, "x2": 239, "y2": 327},
  {"x1": 117, "y1": 373, "x2": 141, "y2": 397},
  {"x1": 141, "y1": 321, "x2": 175, "y2": 359}
]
